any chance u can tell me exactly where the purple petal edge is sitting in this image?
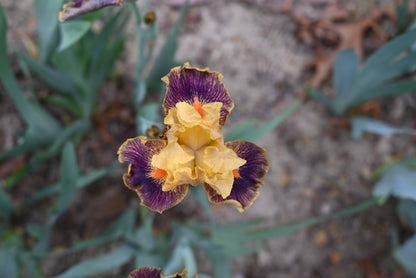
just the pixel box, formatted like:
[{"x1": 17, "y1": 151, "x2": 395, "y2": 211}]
[
  {"x1": 59, "y1": 0, "x2": 124, "y2": 22},
  {"x1": 128, "y1": 267, "x2": 189, "y2": 278}
]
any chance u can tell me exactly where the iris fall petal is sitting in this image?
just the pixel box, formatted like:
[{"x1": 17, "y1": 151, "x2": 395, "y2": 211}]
[{"x1": 118, "y1": 137, "x2": 188, "y2": 213}]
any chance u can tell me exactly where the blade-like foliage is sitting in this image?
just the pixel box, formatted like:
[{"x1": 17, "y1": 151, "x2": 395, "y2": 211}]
[
  {"x1": 310, "y1": 29, "x2": 416, "y2": 115},
  {"x1": 225, "y1": 102, "x2": 299, "y2": 142},
  {"x1": 146, "y1": 0, "x2": 189, "y2": 92},
  {"x1": 0, "y1": 5, "x2": 62, "y2": 162},
  {"x1": 373, "y1": 166, "x2": 416, "y2": 203},
  {"x1": 351, "y1": 116, "x2": 416, "y2": 138},
  {"x1": 54, "y1": 245, "x2": 135, "y2": 278},
  {"x1": 35, "y1": 0, "x2": 63, "y2": 62},
  {"x1": 394, "y1": 235, "x2": 416, "y2": 276},
  {"x1": 58, "y1": 20, "x2": 91, "y2": 52}
]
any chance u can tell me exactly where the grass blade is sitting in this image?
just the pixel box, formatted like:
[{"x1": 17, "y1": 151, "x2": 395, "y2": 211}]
[
  {"x1": 54, "y1": 245, "x2": 135, "y2": 278},
  {"x1": 147, "y1": 0, "x2": 189, "y2": 92},
  {"x1": 363, "y1": 28, "x2": 416, "y2": 71},
  {"x1": 232, "y1": 102, "x2": 299, "y2": 143},
  {"x1": 35, "y1": 0, "x2": 62, "y2": 62}
]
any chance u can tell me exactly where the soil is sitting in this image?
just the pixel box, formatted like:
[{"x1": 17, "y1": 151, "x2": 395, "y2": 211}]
[{"x1": 1, "y1": 0, "x2": 416, "y2": 277}]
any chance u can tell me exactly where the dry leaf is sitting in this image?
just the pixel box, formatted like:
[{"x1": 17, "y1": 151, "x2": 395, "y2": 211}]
[{"x1": 284, "y1": 1, "x2": 415, "y2": 87}]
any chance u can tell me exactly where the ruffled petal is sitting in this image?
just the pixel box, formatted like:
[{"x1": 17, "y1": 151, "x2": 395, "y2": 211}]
[
  {"x1": 118, "y1": 137, "x2": 188, "y2": 213},
  {"x1": 204, "y1": 141, "x2": 269, "y2": 212},
  {"x1": 196, "y1": 144, "x2": 246, "y2": 198},
  {"x1": 162, "y1": 63, "x2": 234, "y2": 128},
  {"x1": 128, "y1": 267, "x2": 189, "y2": 278}
]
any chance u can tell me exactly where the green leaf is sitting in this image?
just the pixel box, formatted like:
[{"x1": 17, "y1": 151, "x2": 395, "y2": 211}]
[
  {"x1": 147, "y1": 0, "x2": 189, "y2": 92},
  {"x1": 356, "y1": 80, "x2": 416, "y2": 104},
  {"x1": 397, "y1": 199, "x2": 416, "y2": 230},
  {"x1": 0, "y1": 6, "x2": 61, "y2": 136},
  {"x1": 371, "y1": 158, "x2": 416, "y2": 180},
  {"x1": 164, "y1": 243, "x2": 196, "y2": 275},
  {"x1": 136, "y1": 103, "x2": 162, "y2": 135},
  {"x1": 364, "y1": 28, "x2": 416, "y2": 71},
  {"x1": 333, "y1": 49, "x2": 360, "y2": 98},
  {"x1": 355, "y1": 52, "x2": 416, "y2": 92},
  {"x1": 58, "y1": 20, "x2": 91, "y2": 52},
  {"x1": 0, "y1": 247, "x2": 19, "y2": 278},
  {"x1": 307, "y1": 87, "x2": 336, "y2": 113},
  {"x1": 190, "y1": 186, "x2": 213, "y2": 219},
  {"x1": 54, "y1": 245, "x2": 135, "y2": 278},
  {"x1": 311, "y1": 29, "x2": 416, "y2": 116},
  {"x1": 224, "y1": 119, "x2": 257, "y2": 142},
  {"x1": 18, "y1": 53, "x2": 80, "y2": 95},
  {"x1": 27, "y1": 224, "x2": 48, "y2": 240},
  {"x1": 105, "y1": 209, "x2": 136, "y2": 238},
  {"x1": 373, "y1": 166, "x2": 416, "y2": 202},
  {"x1": 0, "y1": 185, "x2": 15, "y2": 224},
  {"x1": 25, "y1": 161, "x2": 118, "y2": 206},
  {"x1": 226, "y1": 102, "x2": 299, "y2": 142},
  {"x1": 351, "y1": 116, "x2": 416, "y2": 138},
  {"x1": 135, "y1": 251, "x2": 164, "y2": 269},
  {"x1": 57, "y1": 142, "x2": 79, "y2": 215},
  {"x1": 44, "y1": 95, "x2": 83, "y2": 116},
  {"x1": 394, "y1": 235, "x2": 416, "y2": 276},
  {"x1": 35, "y1": 0, "x2": 63, "y2": 62}
]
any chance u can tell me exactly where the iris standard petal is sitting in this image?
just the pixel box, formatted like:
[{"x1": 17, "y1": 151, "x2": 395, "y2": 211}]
[
  {"x1": 118, "y1": 137, "x2": 189, "y2": 213},
  {"x1": 204, "y1": 140, "x2": 269, "y2": 212},
  {"x1": 162, "y1": 63, "x2": 234, "y2": 128},
  {"x1": 128, "y1": 267, "x2": 189, "y2": 278}
]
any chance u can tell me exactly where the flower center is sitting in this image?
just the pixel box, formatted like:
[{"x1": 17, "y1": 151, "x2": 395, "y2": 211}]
[{"x1": 151, "y1": 100, "x2": 246, "y2": 198}]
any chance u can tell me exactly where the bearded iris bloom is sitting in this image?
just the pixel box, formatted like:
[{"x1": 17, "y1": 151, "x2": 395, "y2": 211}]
[{"x1": 118, "y1": 63, "x2": 269, "y2": 213}]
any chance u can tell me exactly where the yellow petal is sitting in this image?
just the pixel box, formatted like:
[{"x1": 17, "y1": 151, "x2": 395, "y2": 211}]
[
  {"x1": 152, "y1": 142, "x2": 194, "y2": 170},
  {"x1": 162, "y1": 166, "x2": 197, "y2": 191},
  {"x1": 178, "y1": 126, "x2": 212, "y2": 151},
  {"x1": 195, "y1": 144, "x2": 246, "y2": 198},
  {"x1": 151, "y1": 143, "x2": 198, "y2": 190},
  {"x1": 176, "y1": 102, "x2": 202, "y2": 126}
]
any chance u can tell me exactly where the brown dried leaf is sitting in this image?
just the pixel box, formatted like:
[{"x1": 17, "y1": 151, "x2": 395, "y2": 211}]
[
  {"x1": 0, "y1": 155, "x2": 27, "y2": 178},
  {"x1": 287, "y1": 1, "x2": 412, "y2": 87}
]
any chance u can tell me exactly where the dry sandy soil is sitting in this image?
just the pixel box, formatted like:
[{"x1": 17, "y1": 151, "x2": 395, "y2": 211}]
[{"x1": 1, "y1": 0, "x2": 416, "y2": 277}]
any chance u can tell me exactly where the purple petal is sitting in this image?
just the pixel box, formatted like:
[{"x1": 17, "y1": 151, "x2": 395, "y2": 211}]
[
  {"x1": 74, "y1": 0, "x2": 83, "y2": 8},
  {"x1": 118, "y1": 137, "x2": 189, "y2": 213},
  {"x1": 128, "y1": 267, "x2": 189, "y2": 278},
  {"x1": 204, "y1": 141, "x2": 269, "y2": 212},
  {"x1": 162, "y1": 63, "x2": 234, "y2": 128},
  {"x1": 59, "y1": 0, "x2": 123, "y2": 22},
  {"x1": 129, "y1": 267, "x2": 161, "y2": 278}
]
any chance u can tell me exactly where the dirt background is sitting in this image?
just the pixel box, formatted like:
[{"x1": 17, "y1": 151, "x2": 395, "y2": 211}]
[{"x1": 2, "y1": 0, "x2": 416, "y2": 277}]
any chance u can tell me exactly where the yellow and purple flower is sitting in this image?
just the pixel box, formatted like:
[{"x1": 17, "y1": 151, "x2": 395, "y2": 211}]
[
  {"x1": 118, "y1": 63, "x2": 269, "y2": 213},
  {"x1": 128, "y1": 267, "x2": 194, "y2": 278}
]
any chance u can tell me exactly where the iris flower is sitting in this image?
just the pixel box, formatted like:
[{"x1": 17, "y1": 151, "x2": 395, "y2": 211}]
[
  {"x1": 118, "y1": 63, "x2": 269, "y2": 213},
  {"x1": 59, "y1": 0, "x2": 123, "y2": 22},
  {"x1": 128, "y1": 267, "x2": 195, "y2": 278}
]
